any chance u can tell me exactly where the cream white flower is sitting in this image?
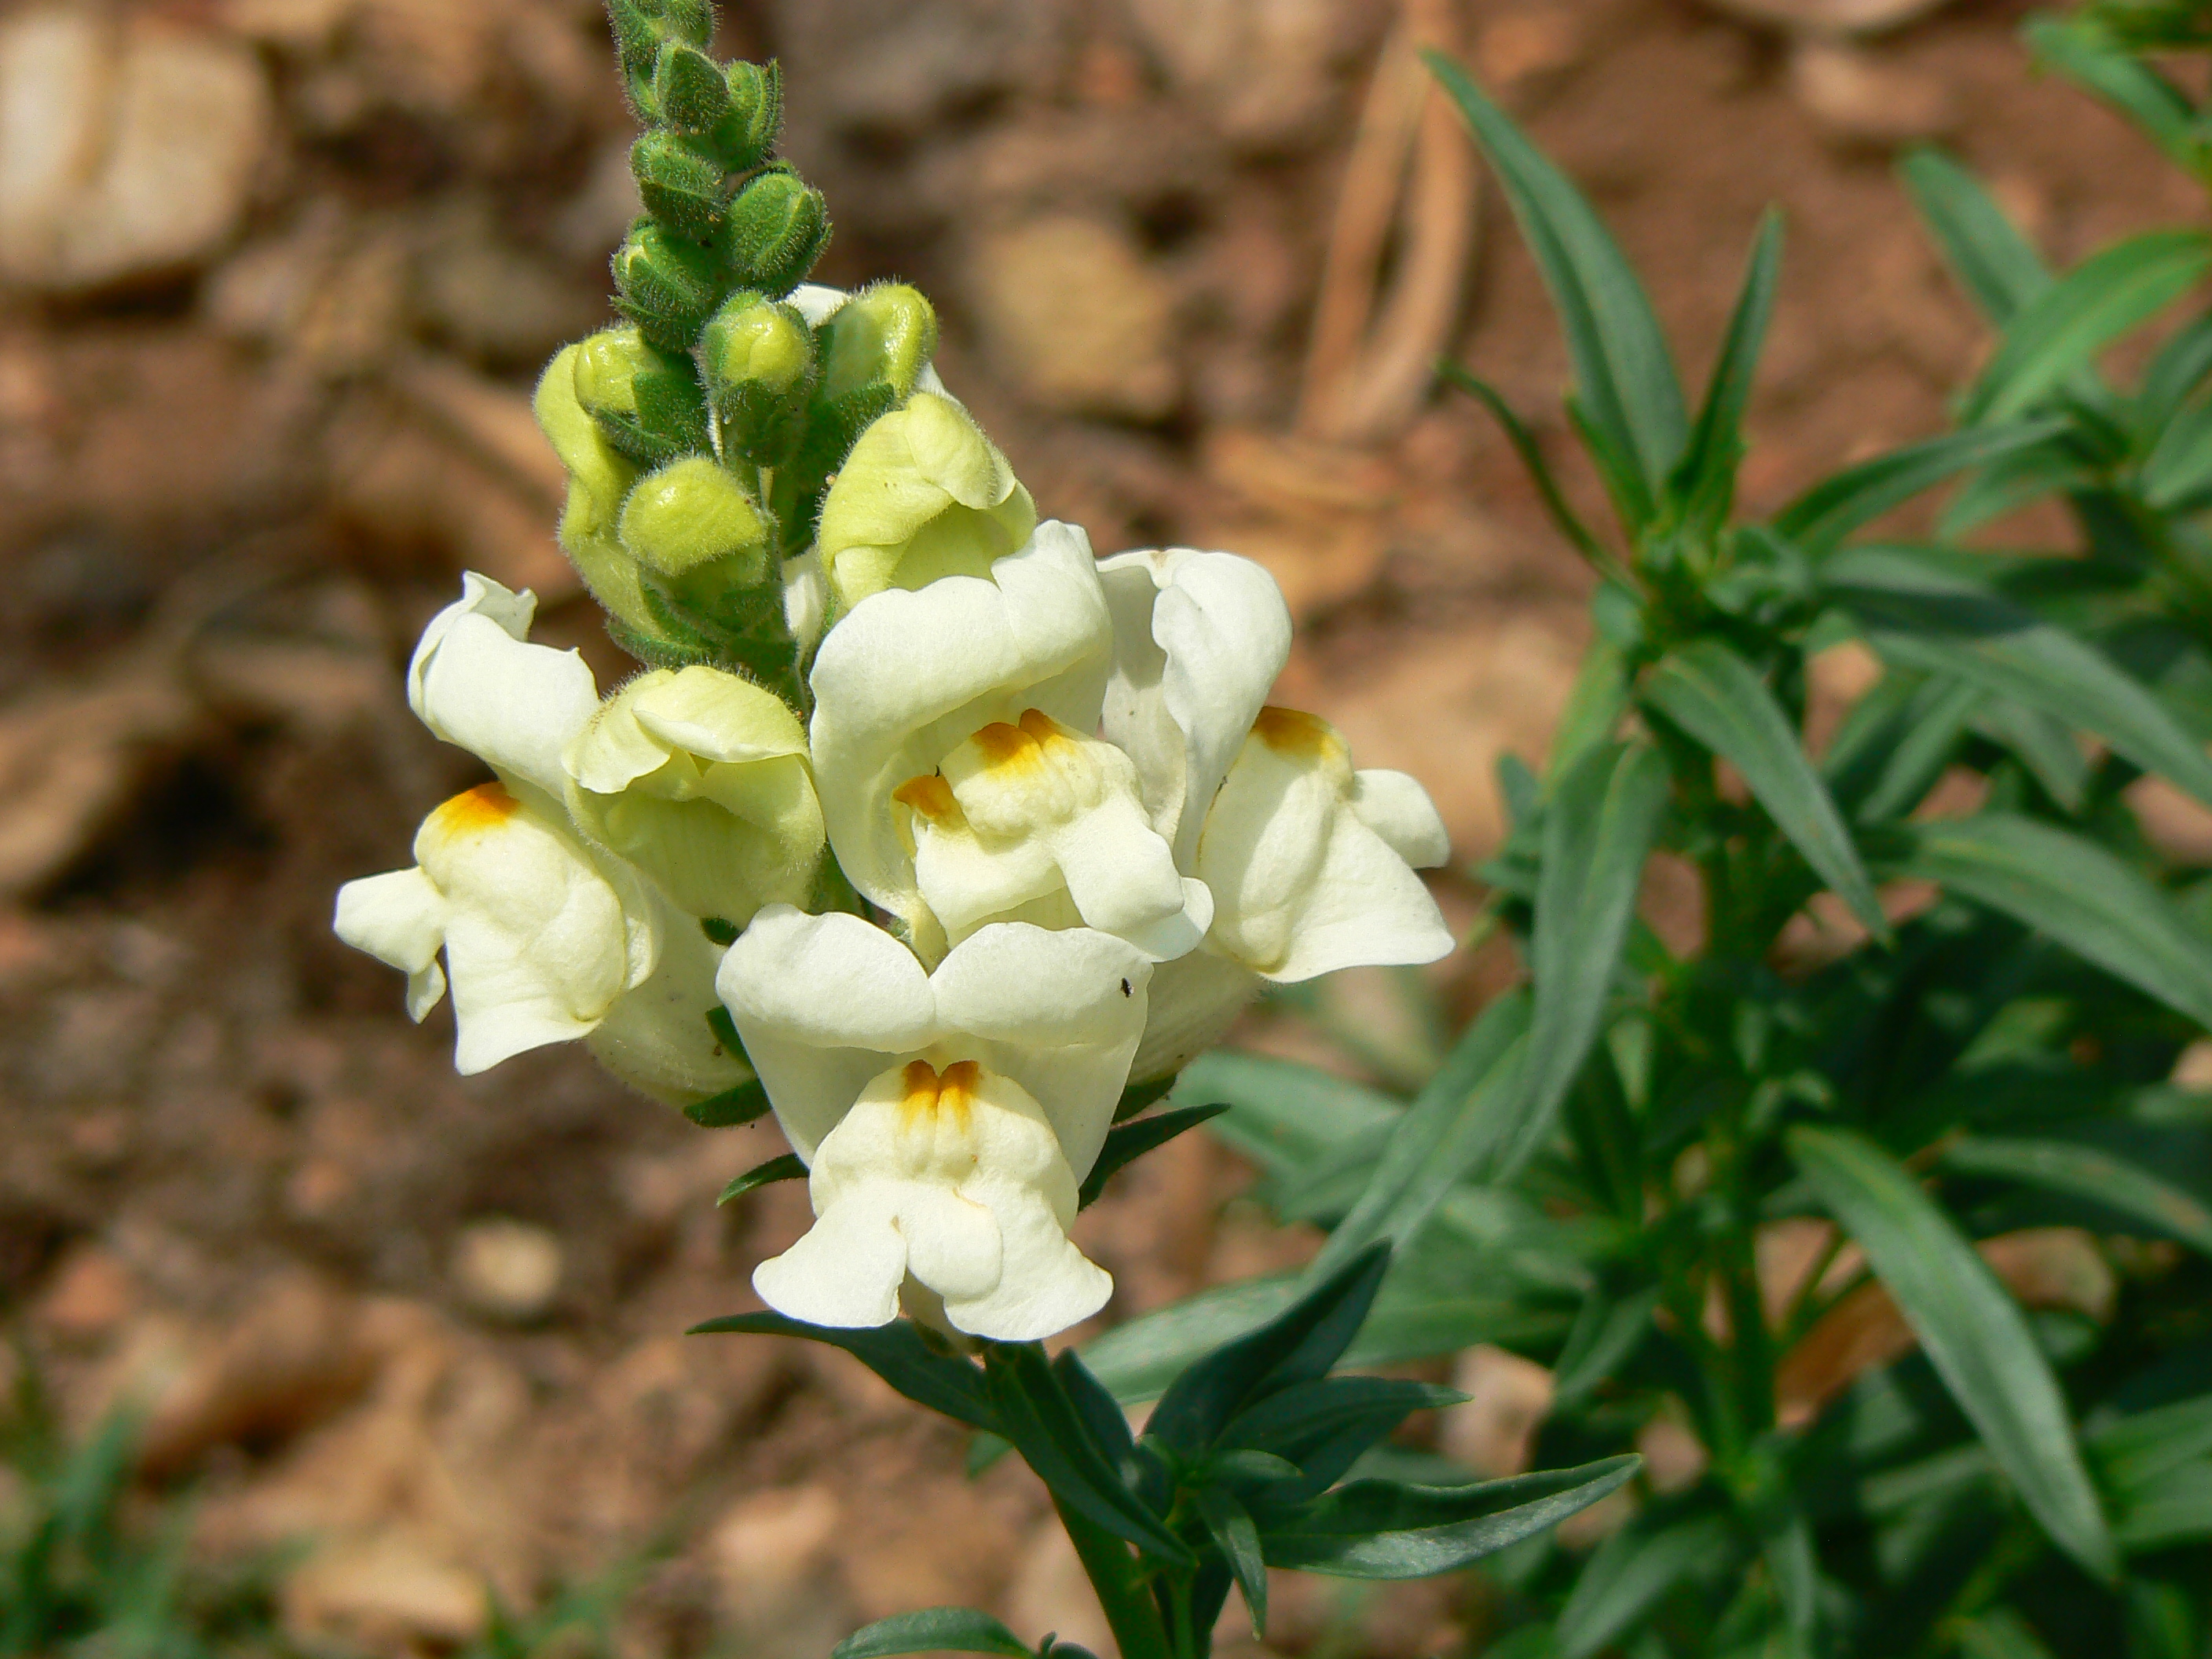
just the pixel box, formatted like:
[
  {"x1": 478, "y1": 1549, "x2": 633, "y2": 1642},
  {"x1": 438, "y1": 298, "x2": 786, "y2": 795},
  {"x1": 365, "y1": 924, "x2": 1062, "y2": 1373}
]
[
  {"x1": 563, "y1": 665, "x2": 824, "y2": 924},
  {"x1": 335, "y1": 574, "x2": 745, "y2": 1103},
  {"x1": 718, "y1": 906, "x2": 1150, "y2": 1340},
  {"x1": 1099, "y1": 548, "x2": 1454, "y2": 1077},
  {"x1": 809, "y1": 520, "x2": 1203, "y2": 963}
]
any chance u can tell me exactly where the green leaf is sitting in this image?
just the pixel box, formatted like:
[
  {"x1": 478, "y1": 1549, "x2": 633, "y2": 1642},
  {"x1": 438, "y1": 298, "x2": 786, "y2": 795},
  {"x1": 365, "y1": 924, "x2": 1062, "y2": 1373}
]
[
  {"x1": 1146, "y1": 1247, "x2": 1393, "y2": 1458},
  {"x1": 983, "y1": 1343, "x2": 1191, "y2": 1566},
  {"x1": 833, "y1": 1609, "x2": 1033, "y2": 1659},
  {"x1": 689, "y1": 1313, "x2": 995, "y2": 1430},
  {"x1": 1670, "y1": 210, "x2": 1783, "y2": 524},
  {"x1": 1174, "y1": 1053, "x2": 1400, "y2": 1179},
  {"x1": 1787, "y1": 1126, "x2": 2119, "y2": 1580},
  {"x1": 1952, "y1": 1609, "x2": 2060, "y2": 1659},
  {"x1": 1899, "y1": 148, "x2": 2053, "y2": 325},
  {"x1": 1771, "y1": 419, "x2": 2071, "y2": 553},
  {"x1": 1079, "y1": 1104, "x2": 1229, "y2": 1209},
  {"x1": 1308, "y1": 994, "x2": 1532, "y2": 1277},
  {"x1": 1258, "y1": 1456, "x2": 1640, "y2": 1580},
  {"x1": 2110, "y1": 1459, "x2": 2212, "y2": 1549},
  {"x1": 716, "y1": 1152, "x2": 807, "y2": 1204},
  {"x1": 1555, "y1": 1512, "x2": 1741, "y2": 1659},
  {"x1": 1887, "y1": 813, "x2": 2212, "y2": 1031},
  {"x1": 2139, "y1": 382, "x2": 2212, "y2": 510},
  {"x1": 683, "y1": 1077, "x2": 771, "y2": 1127},
  {"x1": 1548, "y1": 639, "x2": 1633, "y2": 780},
  {"x1": 1221, "y1": 1377, "x2": 1467, "y2": 1499},
  {"x1": 2028, "y1": 15, "x2": 2205, "y2": 176},
  {"x1": 1642, "y1": 639, "x2": 1886, "y2": 936},
  {"x1": 1426, "y1": 52, "x2": 1686, "y2": 526},
  {"x1": 2091, "y1": 1392, "x2": 2212, "y2": 1494},
  {"x1": 1944, "y1": 1135, "x2": 2212, "y2": 1255},
  {"x1": 1963, "y1": 229, "x2": 2212, "y2": 424},
  {"x1": 1439, "y1": 364, "x2": 1611, "y2": 566},
  {"x1": 1196, "y1": 1485, "x2": 1269, "y2": 1636},
  {"x1": 1497, "y1": 743, "x2": 1670, "y2": 1178},
  {"x1": 1551, "y1": 1284, "x2": 1662, "y2": 1408},
  {"x1": 1822, "y1": 547, "x2": 2212, "y2": 808},
  {"x1": 1083, "y1": 1277, "x2": 1303, "y2": 1405}
]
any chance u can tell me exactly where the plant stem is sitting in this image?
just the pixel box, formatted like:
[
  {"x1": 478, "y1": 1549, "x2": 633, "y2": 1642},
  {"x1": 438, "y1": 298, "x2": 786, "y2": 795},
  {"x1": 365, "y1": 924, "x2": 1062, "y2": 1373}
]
[{"x1": 1051, "y1": 1492, "x2": 1174, "y2": 1659}]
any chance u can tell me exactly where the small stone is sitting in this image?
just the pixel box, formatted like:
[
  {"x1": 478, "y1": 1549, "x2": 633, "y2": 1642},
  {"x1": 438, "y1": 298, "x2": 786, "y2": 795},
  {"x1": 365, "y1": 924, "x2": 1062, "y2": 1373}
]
[
  {"x1": 0, "y1": 11, "x2": 273, "y2": 291},
  {"x1": 1703, "y1": 0, "x2": 1955, "y2": 31},
  {"x1": 1788, "y1": 38, "x2": 1956, "y2": 145},
  {"x1": 1437, "y1": 1346, "x2": 1553, "y2": 1478},
  {"x1": 709, "y1": 1483, "x2": 848, "y2": 1646},
  {"x1": 969, "y1": 214, "x2": 1181, "y2": 420},
  {"x1": 281, "y1": 1530, "x2": 489, "y2": 1652},
  {"x1": 450, "y1": 1218, "x2": 564, "y2": 1324},
  {"x1": 1127, "y1": 0, "x2": 1375, "y2": 149},
  {"x1": 38, "y1": 1244, "x2": 138, "y2": 1342}
]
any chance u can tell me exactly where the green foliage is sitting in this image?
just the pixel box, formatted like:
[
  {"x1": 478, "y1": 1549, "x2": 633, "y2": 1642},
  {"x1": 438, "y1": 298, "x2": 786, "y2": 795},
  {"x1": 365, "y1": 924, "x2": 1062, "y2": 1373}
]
[{"x1": 1077, "y1": 20, "x2": 2212, "y2": 1657}]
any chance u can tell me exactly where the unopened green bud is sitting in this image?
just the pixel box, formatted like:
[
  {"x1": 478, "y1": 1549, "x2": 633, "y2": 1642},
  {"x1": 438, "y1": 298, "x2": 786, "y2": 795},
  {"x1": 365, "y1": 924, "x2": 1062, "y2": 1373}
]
[
  {"x1": 716, "y1": 170, "x2": 828, "y2": 298},
  {"x1": 817, "y1": 391, "x2": 1038, "y2": 606},
  {"x1": 532, "y1": 343, "x2": 676, "y2": 652},
  {"x1": 612, "y1": 221, "x2": 723, "y2": 353},
  {"x1": 606, "y1": 0, "x2": 712, "y2": 108},
  {"x1": 631, "y1": 130, "x2": 729, "y2": 241},
  {"x1": 710, "y1": 60, "x2": 782, "y2": 173},
  {"x1": 620, "y1": 456, "x2": 772, "y2": 587},
  {"x1": 653, "y1": 42, "x2": 730, "y2": 134},
  {"x1": 820, "y1": 284, "x2": 939, "y2": 404},
  {"x1": 700, "y1": 293, "x2": 816, "y2": 464},
  {"x1": 573, "y1": 325, "x2": 711, "y2": 463},
  {"x1": 564, "y1": 666, "x2": 823, "y2": 923}
]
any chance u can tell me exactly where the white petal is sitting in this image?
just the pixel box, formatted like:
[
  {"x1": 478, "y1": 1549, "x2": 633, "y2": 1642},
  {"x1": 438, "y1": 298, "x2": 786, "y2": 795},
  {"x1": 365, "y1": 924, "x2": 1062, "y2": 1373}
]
[
  {"x1": 1350, "y1": 769, "x2": 1451, "y2": 869},
  {"x1": 584, "y1": 903, "x2": 746, "y2": 1107},
  {"x1": 334, "y1": 866, "x2": 449, "y2": 1021},
  {"x1": 932, "y1": 924, "x2": 1150, "y2": 1179},
  {"x1": 716, "y1": 906, "x2": 939, "y2": 1159},
  {"x1": 943, "y1": 1179, "x2": 1111, "y2": 1340},
  {"x1": 414, "y1": 786, "x2": 637, "y2": 1075},
  {"x1": 1262, "y1": 810, "x2": 1455, "y2": 983},
  {"x1": 1129, "y1": 948, "x2": 1261, "y2": 1082},
  {"x1": 808, "y1": 522, "x2": 1113, "y2": 935},
  {"x1": 753, "y1": 1196, "x2": 908, "y2": 1328},
  {"x1": 782, "y1": 548, "x2": 830, "y2": 649},
  {"x1": 1098, "y1": 548, "x2": 1291, "y2": 866},
  {"x1": 410, "y1": 577, "x2": 600, "y2": 797}
]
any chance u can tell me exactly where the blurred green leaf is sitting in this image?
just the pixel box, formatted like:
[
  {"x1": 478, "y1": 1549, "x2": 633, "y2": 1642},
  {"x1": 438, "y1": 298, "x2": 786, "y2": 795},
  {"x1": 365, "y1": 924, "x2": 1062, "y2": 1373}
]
[
  {"x1": 1426, "y1": 52, "x2": 1686, "y2": 528},
  {"x1": 1822, "y1": 546, "x2": 2212, "y2": 808},
  {"x1": 1888, "y1": 813, "x2": 2212, "y2": 1030},
  {"x1": 690, "y1": 1312, "x2": 996, "y2": 1430},
  {"x1": 1772, "y1": 419, "x2": 2070, "y2": 552},
  {"x1": 1900, "y1": 148, "x2": 2053, "y2": 326},
  {"x1": 1556, "y1": 1512, "x2": 1741, "y2": 1659},
  {"x1": 1643, "y1": 640, "x2": 1886, "y2": 936},
  {"x1": 832, "y1": 1609, "x2": 1033, "y2": 1658},
  {"x1": 2029, "y1": 14, "x2": 2207, "y2": 177},
  {"x1": 1788, "y1": 1126, "x2": 2119, "y2": 1580},
  {"x1": 1079, "y1": 1104, "x2": 1227, "y2": 1209},
  {"x1": 1670, "y1": 210, "x2": 1784, "y2": 526},
  {"x1": 1943, "y1": 1134, "x2": 2212, "y2": 1254},
  {"x1": 1964, "y1": 229, "x2": 2212, "y2": 424}
]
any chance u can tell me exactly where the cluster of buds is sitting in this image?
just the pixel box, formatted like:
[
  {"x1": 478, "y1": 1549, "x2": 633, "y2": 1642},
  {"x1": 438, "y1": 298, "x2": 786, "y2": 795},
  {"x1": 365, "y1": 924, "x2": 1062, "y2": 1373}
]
[{"x1": 336, "y1": 10, "x2": 1457, "y2": 1346}]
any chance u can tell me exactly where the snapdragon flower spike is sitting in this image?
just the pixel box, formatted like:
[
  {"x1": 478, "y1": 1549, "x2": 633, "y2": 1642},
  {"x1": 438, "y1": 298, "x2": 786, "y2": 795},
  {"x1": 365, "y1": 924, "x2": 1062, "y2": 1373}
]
[
  {"x1": 717, "y1": 906, "x2": 1150, "y2": 1340},
  {"x1": 809, "y1": 521, "x2": 1203, "y2": 961},
  {"x1": 1099, "y1": 548, "x2": 1455, "y2": 1078}
]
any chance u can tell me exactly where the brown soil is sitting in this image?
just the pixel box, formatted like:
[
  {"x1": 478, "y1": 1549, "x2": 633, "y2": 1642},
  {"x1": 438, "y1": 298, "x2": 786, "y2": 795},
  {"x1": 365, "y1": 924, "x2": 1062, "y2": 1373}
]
[{"x1": 0, "y1": 0, "x2": 2188, "y2": 1653}]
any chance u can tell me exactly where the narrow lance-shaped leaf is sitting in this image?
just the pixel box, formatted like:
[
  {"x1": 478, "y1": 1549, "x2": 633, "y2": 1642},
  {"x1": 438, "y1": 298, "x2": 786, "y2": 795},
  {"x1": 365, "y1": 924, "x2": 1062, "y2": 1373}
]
[
  {"x1": 1495, "y1": 742, "x2": 1670, "y2": 1179},
  {"x1": 1963, "y1": 229, "x2": 2212, "y2": 425},
  {"x1": 1309, "y1": 992, "x2": 1531, "y2": 1277},
  {"x1": 1641, "y1": 639, "x2": 1887, "y2": 936},
  {"x1": 1196, "y1": 1485, "x2": 1269, "y2": 1637},
  {"x1": 1822, "y1": 546, "x2": 2212, "y2": 808},
  {"x1": 1259, "y1": 1456, "x2": 1641, "y2": 1580},
  {"x1": 1425, "y1": 51, "x2": 1686, "y2": 526},
  {"x1": 1899, "y1": 148, "x2": 2052, "y2": 326},
  {"x1": 833, "y1": 1610, "x2": 1034, "y2": 1659},
  {"x1": 1439, "y1": 364, "x2": 1611, "y2": 567},
  {"x1": 2027, "y1": 14, "x2": 2204, "y2": 178},
  {"x1": 1788, "y1": 1126, "x2": 2118, "y2": 1580},
  {"x1": 1670, "y1": 210, "x2": 1783, "y2": 522},
  {"x1": 1771, "y1": 417, "x2": 2070, "y2": 554},
  {"x1": 1943, "y1": 1135, "x2": 2212, "y2": 1257},
  {"x1": 1079, "y1": 1104, "x2": 1228, "y2": 1210},
  {"x1": 717, "y1": 1152, "x2": 806, "y2": 1204},
  {"x1": 1887, "y1": 813, "x2": 2212, "y2": 1031}
]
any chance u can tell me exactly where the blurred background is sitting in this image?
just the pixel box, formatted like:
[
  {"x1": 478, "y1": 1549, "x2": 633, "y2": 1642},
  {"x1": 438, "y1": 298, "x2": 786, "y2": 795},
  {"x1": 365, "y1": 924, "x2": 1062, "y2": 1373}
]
[{"x1": 0, "y1": 0, "x2": 2191, "y2": 1652}]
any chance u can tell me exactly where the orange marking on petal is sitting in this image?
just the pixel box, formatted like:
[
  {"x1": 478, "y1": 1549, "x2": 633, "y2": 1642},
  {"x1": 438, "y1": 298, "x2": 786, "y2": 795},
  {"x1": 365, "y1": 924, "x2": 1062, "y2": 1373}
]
[
  {"x1": 1253, "y1": 705, "x2": 1338, "y2": 759},
  {"x1": 899, "y1": 1057, "x2": 981, "y2": 1132},
  {"x1": 426, "y1": 782, "x2": 522, "y2": 841},
  {"x1": 970, "y1": 720, "x2": 1041, "y2": 768},
  {"x1": 894, "y1": 774, "x2": 961, "y2": 823}
]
